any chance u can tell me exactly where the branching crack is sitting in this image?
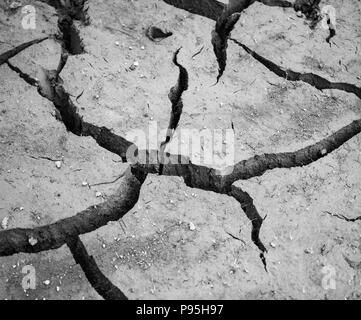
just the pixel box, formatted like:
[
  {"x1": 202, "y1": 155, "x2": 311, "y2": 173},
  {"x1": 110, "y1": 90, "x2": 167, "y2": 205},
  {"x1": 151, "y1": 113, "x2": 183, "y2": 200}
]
[
  {"x1": 0, "y1": 0, "x2": 360, "y2": 299},
  {"x1": 229, "y1": 185, "x2": 268, "y2": 270},
  {"x1": 6, "y1": 58, "x2": 135, "y2": 162},
  {"x1": 0, "y1": 37, "x2": 50, "y2": 66}
]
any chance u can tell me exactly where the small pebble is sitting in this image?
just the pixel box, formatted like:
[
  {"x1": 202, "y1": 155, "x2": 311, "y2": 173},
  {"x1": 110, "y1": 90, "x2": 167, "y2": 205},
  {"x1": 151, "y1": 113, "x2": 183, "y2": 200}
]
[
  {"x1": 82, "y1": 181, "x2": 88, "y2": 186},
  {"x1": 1, "y1": 216, "x2": 9, "y2": 230},
  {"x1": 270, "y1": 242, "x2": 277, "y2": 248},
  {"x1": 189, "y1": 222, "x2": 196, "y2": 231},
  {"x1": 95, "y1": 191, "x2": 102, "y2": 197},
  {"x1": 43, "y1": 280, "x2": 50, "y2": 286},
  {"x1": 129, "y1": 62, "x2": 138, "y2": 71},
  {"x1": 28, "y1": 236, "x2": 38, "y2": 246},
  {"x1": 55, "y1": 161, "x2": 62, "y2": 169}
]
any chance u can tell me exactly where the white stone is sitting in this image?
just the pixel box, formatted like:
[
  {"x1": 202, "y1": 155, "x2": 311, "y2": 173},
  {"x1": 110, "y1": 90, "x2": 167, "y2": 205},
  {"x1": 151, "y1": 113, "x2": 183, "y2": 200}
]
[
  {"x1": 1, "y1": 216, "x2": 9, "y2": 230},
  {"x1": 28, "y1": 236, "x2": 38, "y2": 246}
]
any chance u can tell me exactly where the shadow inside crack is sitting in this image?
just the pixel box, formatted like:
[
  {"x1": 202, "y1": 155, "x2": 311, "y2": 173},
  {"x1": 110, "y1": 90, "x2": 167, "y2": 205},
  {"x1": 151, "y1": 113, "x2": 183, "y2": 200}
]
[
  {"x1": 59, "y1": 16, "x2": 85, "y2": 55},
  {"x1": 229, "y1": 185, "x2": 268, "y2": 271}
]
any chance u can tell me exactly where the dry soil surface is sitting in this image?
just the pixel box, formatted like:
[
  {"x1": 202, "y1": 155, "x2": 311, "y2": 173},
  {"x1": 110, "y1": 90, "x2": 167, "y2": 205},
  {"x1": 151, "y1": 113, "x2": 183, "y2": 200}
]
[{"x1": 1, "y1": 0, "x2": 361, "y2": 300}]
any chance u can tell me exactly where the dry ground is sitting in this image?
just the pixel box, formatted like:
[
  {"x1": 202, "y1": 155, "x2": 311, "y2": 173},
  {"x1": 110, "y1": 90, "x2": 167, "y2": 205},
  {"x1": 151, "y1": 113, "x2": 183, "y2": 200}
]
[{"x1": 0, "y1": 0, "x2": 361, "y2": 299}]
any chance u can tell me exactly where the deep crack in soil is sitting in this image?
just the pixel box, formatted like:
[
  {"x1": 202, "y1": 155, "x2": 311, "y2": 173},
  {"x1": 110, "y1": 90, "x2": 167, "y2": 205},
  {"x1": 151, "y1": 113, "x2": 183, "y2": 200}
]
[{"x1": 0, "y1": 0, "x2": 360, "y2": 299}]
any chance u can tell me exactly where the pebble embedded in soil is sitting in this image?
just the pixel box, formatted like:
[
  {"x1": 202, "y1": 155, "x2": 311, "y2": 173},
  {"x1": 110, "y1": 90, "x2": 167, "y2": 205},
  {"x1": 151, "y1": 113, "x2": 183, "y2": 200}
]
[
  {"x1": 270, "y1": 242, "x2": 277, "y2": 248},
  {"x1": 189, "y1": 222, "x2": 196, "y2": 231},
  {"x1": 129, "y1": 61, "x2": 139, "y2": 71},
  {"x1": 1, "y1": 216, "x2": 9, "y2": 230}
]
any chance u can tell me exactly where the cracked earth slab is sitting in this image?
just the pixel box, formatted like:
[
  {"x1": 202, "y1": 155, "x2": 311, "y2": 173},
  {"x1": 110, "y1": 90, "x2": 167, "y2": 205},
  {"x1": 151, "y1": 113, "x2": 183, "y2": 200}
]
[
  {"x1": 56, "y1": 0, "x2": 361, "y2": 167},
  {"x1": 2, "y1": 0, "x2": 360, "y2": 300}
]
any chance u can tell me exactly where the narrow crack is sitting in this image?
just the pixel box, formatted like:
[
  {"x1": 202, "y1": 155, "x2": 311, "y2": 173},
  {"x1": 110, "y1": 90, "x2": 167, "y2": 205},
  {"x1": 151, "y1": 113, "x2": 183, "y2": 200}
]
[
  {"x1": 325, "y1": 211, "x2": 361, "y2": 223},
  {"x1": 67, "y1": 236, "x2": 128, "y2": 300},
  {"x1": 211, "y1": 1, "x2": 245, "y2": 83},
  {"x1": 0, "y1": 36, "x2": 50, "y2": 66},
  {"x1": 6, "y1": 61, "x2": 39, "y2": 86},
  {"x1": 230, "y1": 38, "x2": 361, "y2": 99},
  {"x1": 229, "y1": 185, "x2": 268, "y2": 271},
  {"x1": 159, "y1": 48, "x2": 189, "y2": 174}
]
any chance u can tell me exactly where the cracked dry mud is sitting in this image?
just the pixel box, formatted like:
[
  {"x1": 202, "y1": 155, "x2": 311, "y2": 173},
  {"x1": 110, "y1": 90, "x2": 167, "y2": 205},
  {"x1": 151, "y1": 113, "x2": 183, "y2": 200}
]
[{"x1": 1, "y1": 0, "x2": 361, "y2": 300}]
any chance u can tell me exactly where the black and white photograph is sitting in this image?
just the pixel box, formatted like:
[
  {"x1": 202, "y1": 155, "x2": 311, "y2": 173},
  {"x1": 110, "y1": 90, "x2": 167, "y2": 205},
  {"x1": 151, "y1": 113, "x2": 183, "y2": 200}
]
[{"x1": 0, "y1": 0, "x2": 360, "y2": 303}]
